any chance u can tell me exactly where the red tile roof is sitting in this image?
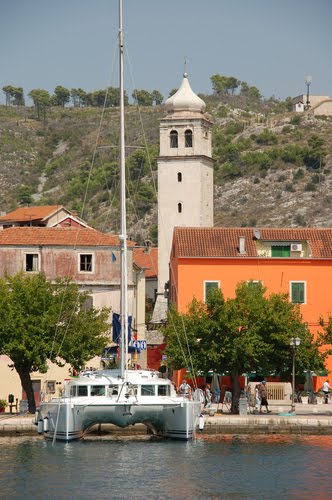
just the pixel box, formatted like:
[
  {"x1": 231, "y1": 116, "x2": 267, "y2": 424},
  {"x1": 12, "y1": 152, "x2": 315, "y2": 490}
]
[
  {"x1": 133, "y1": 247, "x2": 158, "y2": 278},
  {"x1": 173, "y1": 227, "x2": 332, "y2": 259},
  {"x1": 0, "y1": 205, "x2": 65, "y2": 222},
  {"x1": 0, "y1": 227, "x2": 124, "y2": 247}
]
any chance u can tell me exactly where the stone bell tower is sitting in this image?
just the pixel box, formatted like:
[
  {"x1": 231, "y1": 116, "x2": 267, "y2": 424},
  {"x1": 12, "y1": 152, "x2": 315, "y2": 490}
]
[{"x1": 152, "y1": 73, "x2": 214, "y2": 322}]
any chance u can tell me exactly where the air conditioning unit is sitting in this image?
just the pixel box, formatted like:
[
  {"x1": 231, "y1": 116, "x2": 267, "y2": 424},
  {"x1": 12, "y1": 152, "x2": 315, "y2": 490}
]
[{"x1": 291, "y1": 243, "x2": 302, "y2": 252}]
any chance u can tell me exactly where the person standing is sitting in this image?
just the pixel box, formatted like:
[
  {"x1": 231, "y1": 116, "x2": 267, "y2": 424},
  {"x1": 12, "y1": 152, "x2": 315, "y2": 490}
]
[
  {"x1": 204, "y1": 384, "x2": 212, "y2": 409},
  {"x1": 179, "y1": 379, "x2": 191, "y2": 398},
  {"x1": 259, "y1": 381, "x2": 271, "y2": 413},
  {"x1": 322, "y1": 380, "x2": 330, "y2": 404},
  {"x1": 255, "y1": 384, "x2": 261, "y2": 412}
]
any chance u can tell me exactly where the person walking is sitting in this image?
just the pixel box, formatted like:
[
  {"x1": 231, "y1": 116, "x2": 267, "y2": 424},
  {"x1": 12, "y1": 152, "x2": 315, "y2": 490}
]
[
  {"x1": 259, "y1": 380, "x2": 271, "y2": 413},
  {"x1": 322, "y1": 380, "x2": 330, "y2": 404}
]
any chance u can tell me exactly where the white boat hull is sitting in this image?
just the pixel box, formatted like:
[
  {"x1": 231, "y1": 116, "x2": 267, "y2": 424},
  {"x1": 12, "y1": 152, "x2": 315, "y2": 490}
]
[
  {"x1": 38, "y1": 399, "x2": 201, "y2": 441},
  {"x1": 37, "y1": 370, "x2": 202, "y2": 441}
]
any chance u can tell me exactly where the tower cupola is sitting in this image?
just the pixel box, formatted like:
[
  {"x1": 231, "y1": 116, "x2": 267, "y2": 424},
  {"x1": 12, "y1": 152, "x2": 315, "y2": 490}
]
[{"x1": 165, "y1": 73, "x2": 206, "y2": 114}]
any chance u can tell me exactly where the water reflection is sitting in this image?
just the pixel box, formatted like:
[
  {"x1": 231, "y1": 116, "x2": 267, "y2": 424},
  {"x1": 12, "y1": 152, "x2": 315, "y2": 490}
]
[{"x1": 0, "y1": 436, "x2": 332, "y2": 499}]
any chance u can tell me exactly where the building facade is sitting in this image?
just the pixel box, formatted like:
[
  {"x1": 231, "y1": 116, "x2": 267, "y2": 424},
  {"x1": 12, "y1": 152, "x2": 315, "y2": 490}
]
[
  {"x1": 170, "y1": 226, "x2": 332, "y2": 373},
  {"x1": 153, "y1": 73, "x2": 214, "y2": 321},
  {"x1": 0, "y1": 225, "x2": 146, "y2": 405}
]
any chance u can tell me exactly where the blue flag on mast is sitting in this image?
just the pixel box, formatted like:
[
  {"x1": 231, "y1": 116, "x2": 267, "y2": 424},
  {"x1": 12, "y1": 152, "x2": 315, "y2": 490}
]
[{"x1": 112, "y1": 312, "x2": 132, "y2": 343}]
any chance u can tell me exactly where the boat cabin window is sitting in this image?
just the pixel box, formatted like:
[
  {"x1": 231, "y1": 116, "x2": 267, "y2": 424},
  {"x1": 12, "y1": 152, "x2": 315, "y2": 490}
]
[
  {"x1": 141, "y1": 385, "x2": 155, "y2": 396},
  {"x1": 107, "y1": 385, "x2": 119, "y2": 396},
  {"x1": 77, "y1": 386, "x2": 88, "y2": 397},
  {"x1": 90, "y1": 385, "x2": 105, "y2": 396},
  {"x1": 158, "y1": 385, "x2": 170, "y2": 396}
]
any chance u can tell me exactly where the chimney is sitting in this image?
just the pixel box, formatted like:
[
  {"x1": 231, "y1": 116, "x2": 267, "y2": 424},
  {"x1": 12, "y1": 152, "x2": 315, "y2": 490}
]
[{"x1": 239, "y1": 236, "x2": 246, "y2": 255}]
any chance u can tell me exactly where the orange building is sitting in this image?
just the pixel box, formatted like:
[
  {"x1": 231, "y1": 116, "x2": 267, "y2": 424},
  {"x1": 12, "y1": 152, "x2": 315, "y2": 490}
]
[{"x1": 170, "y1": 227, "x2": 332, "y2": 373}]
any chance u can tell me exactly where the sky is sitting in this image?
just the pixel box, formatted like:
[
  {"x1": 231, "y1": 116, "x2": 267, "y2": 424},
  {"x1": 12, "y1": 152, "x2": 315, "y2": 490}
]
[{"x1": 1, "y1": 0, "x2": 332, "y2": 105}]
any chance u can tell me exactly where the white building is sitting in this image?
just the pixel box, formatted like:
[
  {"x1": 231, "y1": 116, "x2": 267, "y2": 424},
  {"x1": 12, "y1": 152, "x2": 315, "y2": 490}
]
[{"x1": 152, "y1": 73, "x2": 214, "y2": 321}]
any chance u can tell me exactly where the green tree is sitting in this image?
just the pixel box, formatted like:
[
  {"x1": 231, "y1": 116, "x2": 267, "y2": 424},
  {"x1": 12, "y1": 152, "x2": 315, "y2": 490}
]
[
  {"x1": 168, "y1": 88, "x2": 178, "y2": 97},
  {"x1": 210, "y1": 74, "x2": 229, "y2": 95},
  {"x1": 28, "y1": 88, "x2": 51, "y2": 121},
  {"x1": 17, "y1": 185, "x2": 33, "y2": 205},
  {"x1": 2, "y1": 85, "x2": 25, "y2": 106},
  {"x1": 0, "y1": 273, "x2": 110, "y2": 413},
  {"x1": 53, "y1": 85, "x2": 71, "y2": 107},
  {"x1": 303, "y1": 134, "x2": 326, "y2": 169},
  {"x1": 164, "y1": 282, "x2": 325, "y2": 413},
  {"x1": 71, "y1": 88, "x2": 87, "y2": 107},
  {"x1": 133, "y1": 89, "x2": 153, "y2": 106},
  {"x1": 210, "y1": 74, "x2": 240, "y2": 95},
  {"x1": 151, "y1": 90, "x2": 163, "y2": 105}
]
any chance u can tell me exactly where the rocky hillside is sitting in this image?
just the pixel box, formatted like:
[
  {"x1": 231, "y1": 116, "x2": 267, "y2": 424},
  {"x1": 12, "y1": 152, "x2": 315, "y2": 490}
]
[{"x1": 0, "y1": 95, "x2": 331, "y2": 243}]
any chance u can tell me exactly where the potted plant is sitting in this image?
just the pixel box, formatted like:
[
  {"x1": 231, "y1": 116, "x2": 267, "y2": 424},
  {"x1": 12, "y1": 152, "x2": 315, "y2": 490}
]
[
  {"x1": 0, "y1": 399, "x2": 7, "y2": 413},
  {"x1": 301, "y1": 392, "x2": 309, "y2": 404}
]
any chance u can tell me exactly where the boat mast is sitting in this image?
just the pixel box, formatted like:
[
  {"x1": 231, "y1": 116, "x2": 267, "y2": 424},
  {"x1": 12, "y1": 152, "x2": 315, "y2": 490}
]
[{"x1": 119, "y1": 0, "x2": 128, "y2": 379}]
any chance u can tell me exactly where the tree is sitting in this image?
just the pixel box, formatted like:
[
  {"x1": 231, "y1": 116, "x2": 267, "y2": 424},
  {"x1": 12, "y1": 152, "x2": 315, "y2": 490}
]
[
  {"x1": 132, "y1": 89, "x2": 153, "y2": 106},
  {"x1": 53, "y1": 85, "x2": 71, "y2": 107},
  {"x1": 0, "y1": 272, "x2": 110, "y2": 413},
  {"x1": 240, "y1": 81, "x2": 262, "y2": 100},
  {"x1": 28, "y1": 88, "x2": 51, "y2": 121},
  {"x1": 17, "y1": 185, "x2": 33, "y2": 205},
  {"x1": 2, "y1": 85, "x2": 25, "y2": 106},
  {"x1": 163, "y1": 282, "x2": 325, "y2": 413},
  {"x1": 168, "y1": 88, "x2": 178, "y2": 97},
  {"x1": 210, "y1": 74, "x2": 229, "y2": 95},
  {"x1": 210, "y1": 74, "x2": 240, "y2": 95},
  {"x1": 71, "y1": 88, "x2": 87, "y2": 107},
  {"x1": 151, "y1": 90, "x2": 163, "y2": 105}
]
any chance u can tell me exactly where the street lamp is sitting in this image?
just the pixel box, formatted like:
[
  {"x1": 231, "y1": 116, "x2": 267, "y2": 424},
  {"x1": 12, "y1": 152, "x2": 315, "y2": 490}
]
[
  {"x1": 304, "y1": 75, "x2": 312, "y2": 110},
  {"x1": 290, "y1": 337, "x2": 301, "y2": 412}
]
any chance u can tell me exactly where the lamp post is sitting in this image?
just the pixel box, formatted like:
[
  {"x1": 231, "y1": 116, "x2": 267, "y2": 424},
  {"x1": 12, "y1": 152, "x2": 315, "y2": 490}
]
[
  {"x1": 304, "y1": 75, "x2": 312, "y2": 110},
  {"x1": 290, "y1": 337, "x2": 301, "y2": 412}
]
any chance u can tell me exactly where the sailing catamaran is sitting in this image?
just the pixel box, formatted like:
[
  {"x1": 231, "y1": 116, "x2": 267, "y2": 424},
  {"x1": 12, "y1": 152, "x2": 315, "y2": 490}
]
[{"x1": 36, "y1": 0, "x2": 201, "y2": 442}]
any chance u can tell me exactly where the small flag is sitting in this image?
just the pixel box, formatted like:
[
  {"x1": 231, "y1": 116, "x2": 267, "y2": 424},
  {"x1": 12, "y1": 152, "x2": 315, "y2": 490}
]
[{"x1": 112, "y1": 252, "x2": 116, "y2": 262}]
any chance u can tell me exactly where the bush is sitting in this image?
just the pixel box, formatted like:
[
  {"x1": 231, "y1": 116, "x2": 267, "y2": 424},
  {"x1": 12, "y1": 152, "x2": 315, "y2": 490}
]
[
  {"x1": 285, "y1": 182, "x2": 295, "y2": 192},
  {"x1": 290, "y1": 115, "x2": 301, "y2": 125},
  {"x1": 242, "y1": 151, "x2": 272, "y2": 170},
  {"x1": 255, "y1": 129, "x2": 278, "y2": 145},
  {"x1": 304, "y1": 181, "x2": 317, "y2": 192},
  {"x1": 293, "y1": 168, "x2": 304, "y2": 181},
  {"x1": 221, "y1": 161, "x2": 242, "y2": 179}
]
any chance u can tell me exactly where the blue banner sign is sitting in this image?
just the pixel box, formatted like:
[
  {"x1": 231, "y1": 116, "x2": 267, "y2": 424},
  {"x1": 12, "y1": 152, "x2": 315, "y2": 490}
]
[{"x1": 132, "y1": 340, "x2": 147, "y2": 351}]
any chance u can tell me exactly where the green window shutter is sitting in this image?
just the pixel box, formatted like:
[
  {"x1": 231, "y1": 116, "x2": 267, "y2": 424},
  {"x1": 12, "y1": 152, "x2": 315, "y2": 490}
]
[
  {"x1": 291, "y1": 282, "x2": 305, "y2": 303},
  {"x1": 271, "y1": 245, "x2": 291, "y2": 257}
]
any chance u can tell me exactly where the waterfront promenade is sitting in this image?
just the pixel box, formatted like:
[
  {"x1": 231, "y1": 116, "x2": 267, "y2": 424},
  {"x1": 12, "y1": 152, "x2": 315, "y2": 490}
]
[{"x1": 1, "y1": 401, "x2": 332, "y2": 437}]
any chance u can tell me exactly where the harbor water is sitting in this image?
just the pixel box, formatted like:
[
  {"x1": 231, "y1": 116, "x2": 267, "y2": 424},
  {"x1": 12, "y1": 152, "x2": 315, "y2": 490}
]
[{"x1": 1, "y1": 435, "x2": 331, "y2": 499}]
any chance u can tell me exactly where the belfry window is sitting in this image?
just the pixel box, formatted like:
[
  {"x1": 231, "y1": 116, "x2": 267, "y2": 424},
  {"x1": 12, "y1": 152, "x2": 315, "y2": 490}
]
[
  {"x1": 185, "y1": 129, "x2": 193, "y2": 148},
  {"x1": 170, "y1": 130, "x2": 178, "y2": 148},
  {"x1": 178, "y1": 202, "x2": 182, "y2": 213},
  {"x1": 177, "y1": 172, "x2": 182, "y2": 182}
]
